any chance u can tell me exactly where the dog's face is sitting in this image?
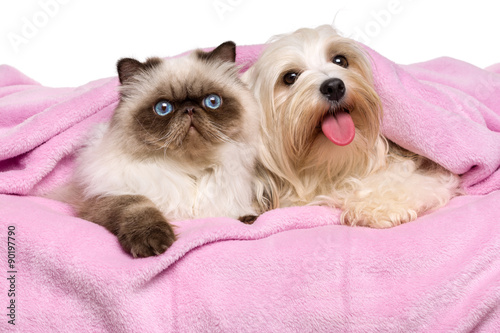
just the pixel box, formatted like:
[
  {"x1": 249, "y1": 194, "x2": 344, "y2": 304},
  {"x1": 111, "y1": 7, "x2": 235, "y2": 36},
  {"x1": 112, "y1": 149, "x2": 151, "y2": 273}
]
[{"x1": 246, "y1": 25, "x2": 382, "y2": 173}]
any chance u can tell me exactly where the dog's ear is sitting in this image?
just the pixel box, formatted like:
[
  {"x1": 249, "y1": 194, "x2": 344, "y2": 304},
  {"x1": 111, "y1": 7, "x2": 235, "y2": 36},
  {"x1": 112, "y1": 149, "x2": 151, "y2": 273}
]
[
  {"x1": 117, "y1": 57, "x2": 162, "y2": 84},
  {"x1": 197, "y1": 41, "x2": 236, "y2": 63}
]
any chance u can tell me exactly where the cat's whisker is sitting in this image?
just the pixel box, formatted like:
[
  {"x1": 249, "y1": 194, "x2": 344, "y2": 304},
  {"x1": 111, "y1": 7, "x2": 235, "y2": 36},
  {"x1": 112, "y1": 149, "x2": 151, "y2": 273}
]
[
  {"x1": 155, "y1": 133, "x2": 177, "y2": 150},
  {"x1": 134, "y1": 116, "x2": 154, "y2": 136},
  {"x1": 209, "y1": 127, "x2": 235, "y2": 144},
  {"x1": 134, "y1": 116, "x2": 182, "y2": 149},
  {"x1": 196, "y1": 121, "x2": 232, "y2": 144}
]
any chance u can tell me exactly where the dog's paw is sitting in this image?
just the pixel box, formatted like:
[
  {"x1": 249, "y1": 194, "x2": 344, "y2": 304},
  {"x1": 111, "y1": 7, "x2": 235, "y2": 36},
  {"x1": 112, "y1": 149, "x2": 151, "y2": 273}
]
[
  {"x1": 118, "y1": 209, "x2": 176, "y2": 258},
  {"x1": 341, "y1": 203, "x2": 418, "y2": 229}
]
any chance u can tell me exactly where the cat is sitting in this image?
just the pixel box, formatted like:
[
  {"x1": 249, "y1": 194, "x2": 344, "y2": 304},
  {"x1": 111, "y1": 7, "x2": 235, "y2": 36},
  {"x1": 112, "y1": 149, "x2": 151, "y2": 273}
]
[{"x1": 69, "y1": 41, "x2": 260, "y2": 257}]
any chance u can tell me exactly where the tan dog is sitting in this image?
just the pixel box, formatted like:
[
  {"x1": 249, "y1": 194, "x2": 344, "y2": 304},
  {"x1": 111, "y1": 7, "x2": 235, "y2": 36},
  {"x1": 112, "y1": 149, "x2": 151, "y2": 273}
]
[{"x1": 244, "y1": 25, "x2": 461, "y2": 228}]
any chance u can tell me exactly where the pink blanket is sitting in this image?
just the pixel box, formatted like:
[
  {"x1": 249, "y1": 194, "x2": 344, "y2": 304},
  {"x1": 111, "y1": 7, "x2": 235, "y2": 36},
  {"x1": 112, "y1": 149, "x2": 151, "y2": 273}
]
[{"x1": 1, "y1": 44, "x2": 500, "y2": 332}]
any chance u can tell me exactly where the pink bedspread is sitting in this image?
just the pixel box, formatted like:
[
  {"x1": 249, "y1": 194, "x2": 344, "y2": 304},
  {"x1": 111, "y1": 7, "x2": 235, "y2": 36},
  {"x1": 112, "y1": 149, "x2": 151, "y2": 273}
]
[{"x1": 0, "y1": 44, "x2": 499, "y2": 332}]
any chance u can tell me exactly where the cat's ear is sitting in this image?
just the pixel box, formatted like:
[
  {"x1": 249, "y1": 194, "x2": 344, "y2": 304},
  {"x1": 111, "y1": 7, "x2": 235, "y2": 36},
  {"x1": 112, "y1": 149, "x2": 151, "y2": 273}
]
[
  {"x1": 117, "y1": 58, "x2": 143, "y2": 84},
  {"x1": 197, "y1": 41, "x2": 236, "y2": 63},
  {"x1": 117, "y1": 57, "x2": 162, "y2": 84}
]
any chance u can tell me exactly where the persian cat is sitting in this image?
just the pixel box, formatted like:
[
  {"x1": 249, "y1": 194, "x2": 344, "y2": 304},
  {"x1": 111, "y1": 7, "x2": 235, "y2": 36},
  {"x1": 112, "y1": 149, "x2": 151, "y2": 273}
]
[{"x1": 70, "y1": 41, "x2": 260, "y2": 257}]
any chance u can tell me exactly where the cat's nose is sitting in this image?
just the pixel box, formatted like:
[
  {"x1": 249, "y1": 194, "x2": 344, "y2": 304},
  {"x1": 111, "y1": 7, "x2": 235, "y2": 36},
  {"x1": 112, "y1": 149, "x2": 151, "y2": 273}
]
[{"x1": 184, "y1": 107, "x2": 195, "y2": 116}]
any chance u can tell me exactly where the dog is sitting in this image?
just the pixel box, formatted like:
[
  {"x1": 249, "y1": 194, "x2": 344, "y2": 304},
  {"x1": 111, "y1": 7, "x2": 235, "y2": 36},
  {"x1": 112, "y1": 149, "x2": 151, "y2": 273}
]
[{"x1": 244, "y1": 25, "x2": 461, "y2": 228}]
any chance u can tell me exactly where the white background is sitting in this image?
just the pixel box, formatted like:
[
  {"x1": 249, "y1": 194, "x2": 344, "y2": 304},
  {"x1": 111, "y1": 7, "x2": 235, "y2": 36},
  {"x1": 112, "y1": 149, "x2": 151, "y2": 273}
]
[{"x1": 1, "y1": 0, "x2": 499, "y2": 87}]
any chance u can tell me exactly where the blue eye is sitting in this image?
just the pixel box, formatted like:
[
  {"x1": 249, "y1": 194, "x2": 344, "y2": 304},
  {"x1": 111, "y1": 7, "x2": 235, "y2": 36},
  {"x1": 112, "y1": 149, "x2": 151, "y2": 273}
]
[
  {"x1": 154, "y1": 100, "x2": 173, "y2": 116},
  {"x1": 203, "y1": 94, "x2": 222, "y2": 110}
]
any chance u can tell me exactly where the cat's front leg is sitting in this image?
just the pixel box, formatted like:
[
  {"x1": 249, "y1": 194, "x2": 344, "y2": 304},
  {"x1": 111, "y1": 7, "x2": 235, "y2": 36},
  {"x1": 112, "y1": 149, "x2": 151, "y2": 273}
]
[{"x1": 78, "y1": 194, "x2": 176, "y2": 257}]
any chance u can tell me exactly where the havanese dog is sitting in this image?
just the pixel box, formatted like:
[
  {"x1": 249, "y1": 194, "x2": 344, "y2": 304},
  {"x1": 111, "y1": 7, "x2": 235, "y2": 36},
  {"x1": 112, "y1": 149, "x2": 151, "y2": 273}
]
[{"x1": 244, "y1": 25, "x2": 461, "y2": 228}]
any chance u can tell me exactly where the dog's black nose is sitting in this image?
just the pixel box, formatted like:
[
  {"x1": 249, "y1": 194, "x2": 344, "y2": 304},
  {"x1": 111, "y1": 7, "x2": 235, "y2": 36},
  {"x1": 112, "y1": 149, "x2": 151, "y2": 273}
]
[{"x1": 320, "y1": 78, "x2": 345, "y2": 101}]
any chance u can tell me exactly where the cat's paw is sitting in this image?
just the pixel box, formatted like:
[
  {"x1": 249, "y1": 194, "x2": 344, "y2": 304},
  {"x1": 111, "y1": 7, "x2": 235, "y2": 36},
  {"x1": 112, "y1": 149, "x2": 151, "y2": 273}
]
[
  {"x1": 238, "y1": 214, "x2": 259, "y2": 225},
  {"x1": 118, "y1": 209, "x2": 177, "y2": 258}
]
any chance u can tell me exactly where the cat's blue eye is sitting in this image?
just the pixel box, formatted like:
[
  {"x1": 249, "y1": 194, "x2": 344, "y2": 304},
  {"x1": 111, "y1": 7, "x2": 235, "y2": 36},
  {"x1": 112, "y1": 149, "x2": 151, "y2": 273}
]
[
  {"x1": 154, "y1": 100, "x2": 173, "y2": 116},
  {"x1": 203, "y1": 94, "x2": 222, "y2": 110}
]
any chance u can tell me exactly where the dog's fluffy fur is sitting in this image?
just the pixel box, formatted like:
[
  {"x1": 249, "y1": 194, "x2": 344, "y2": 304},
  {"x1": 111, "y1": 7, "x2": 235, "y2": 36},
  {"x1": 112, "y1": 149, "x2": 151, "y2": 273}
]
[{"x1": 244, "y1": 25, "x2": 461, "y2": 228}]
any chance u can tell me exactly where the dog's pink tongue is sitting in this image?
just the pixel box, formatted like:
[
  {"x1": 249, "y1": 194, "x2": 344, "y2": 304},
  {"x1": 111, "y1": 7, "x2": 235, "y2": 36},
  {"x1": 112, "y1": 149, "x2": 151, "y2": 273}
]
[{"x1": 321, "y1": 112, "x2": 355, "y2": 146}]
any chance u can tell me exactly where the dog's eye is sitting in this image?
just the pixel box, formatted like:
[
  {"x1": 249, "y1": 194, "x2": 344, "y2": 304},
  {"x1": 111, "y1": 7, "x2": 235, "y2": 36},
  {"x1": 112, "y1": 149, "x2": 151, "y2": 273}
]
[
  {"x1": 333, "y1": 55, "x2": 348, "y2": 68},
  {"x1": 283, "y1": 72, "x2": 299, "y2": 85}
]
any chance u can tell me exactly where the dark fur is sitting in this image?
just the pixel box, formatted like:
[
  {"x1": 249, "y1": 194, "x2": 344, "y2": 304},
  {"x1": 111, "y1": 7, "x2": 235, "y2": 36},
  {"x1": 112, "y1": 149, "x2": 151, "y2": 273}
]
[
  {"x1": 79, "y1": 195, "x2": 176, "y2": 257},
  {"x1": 196, "y1": 41, "x2": 236, "y2": 63},
  {"x1": 127, "y1": 81, "x2": 245, "y2": 154},
  {"x1": 115, "y1": 43, "x2": 246, "y2": 161}
]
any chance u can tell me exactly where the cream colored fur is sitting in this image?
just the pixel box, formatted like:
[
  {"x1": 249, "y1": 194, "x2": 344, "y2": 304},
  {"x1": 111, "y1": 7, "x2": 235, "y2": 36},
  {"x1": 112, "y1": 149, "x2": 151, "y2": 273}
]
[{"x1": 244, "y1": 25, "x2": 461, "y2": 228}]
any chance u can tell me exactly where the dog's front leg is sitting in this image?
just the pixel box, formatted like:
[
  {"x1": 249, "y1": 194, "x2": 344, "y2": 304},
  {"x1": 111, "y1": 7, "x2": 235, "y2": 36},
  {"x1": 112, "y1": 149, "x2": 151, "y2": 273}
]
[{"x1": 339, "y1": 161, "x2": 460, "y2": 228}]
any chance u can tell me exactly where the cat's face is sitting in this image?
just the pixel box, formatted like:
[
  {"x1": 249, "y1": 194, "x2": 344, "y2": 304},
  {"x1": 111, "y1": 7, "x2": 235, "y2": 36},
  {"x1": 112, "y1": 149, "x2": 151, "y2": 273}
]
[{"x1": 113, "y1": 42, "x2": 254, "y2": 160}]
